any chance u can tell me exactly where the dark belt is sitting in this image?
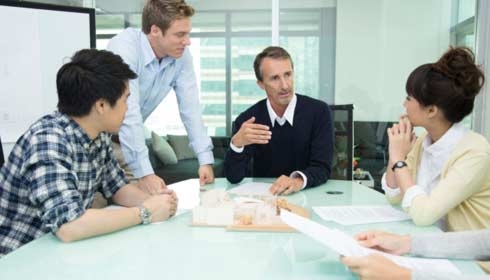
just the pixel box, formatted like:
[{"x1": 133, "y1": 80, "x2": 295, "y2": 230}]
[{"x1": 111, "y1": 134, "x2": 120, "y2": 144}]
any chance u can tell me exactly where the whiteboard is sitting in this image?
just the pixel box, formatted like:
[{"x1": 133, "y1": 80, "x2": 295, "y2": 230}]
[{"x1": 0, "y1": 2, "x2": 94, "y2": 143}]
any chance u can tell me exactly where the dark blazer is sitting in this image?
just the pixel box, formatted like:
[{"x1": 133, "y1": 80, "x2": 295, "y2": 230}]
[{"x1": 224, "y1": 94, "x2": 333, "y2": 188}]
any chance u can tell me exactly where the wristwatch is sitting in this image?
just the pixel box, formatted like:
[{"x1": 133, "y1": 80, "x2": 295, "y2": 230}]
[
  {"x1": 391, "y1": 161, "x2": 408, "y2": 172},
  {"x1": 139, "y1": 205, "x2": 152, "y2": 225}
]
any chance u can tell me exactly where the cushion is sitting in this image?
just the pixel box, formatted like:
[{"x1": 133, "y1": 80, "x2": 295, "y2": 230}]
[
  {"x1": 167, "y1": 134, "x2": 196, "y2": 160},
  {"x1": 151, "y1": 132, "x2": 178, "y2": 165}
]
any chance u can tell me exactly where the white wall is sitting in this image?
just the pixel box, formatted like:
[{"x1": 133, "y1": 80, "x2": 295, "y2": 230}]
[
  {"x1": 0, "y1": 4, "x2": 92, "y2": 157},
  {"x1": 2, "y1": 143, "x2": 12, "y2": 159},
  {"x1": 335, "y1": 0, "x2": 451, "y2": 121},
  {"x1": 474, "y1": 0, "x2": 490, "y2": 139},
  {"x1": 192, "y1": 0, "x2": 334, "y2": 11}
]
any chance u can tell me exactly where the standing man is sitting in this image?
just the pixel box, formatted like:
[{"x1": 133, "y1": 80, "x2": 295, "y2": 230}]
[
  {"x1": 224, "y1": 46, "x2": 333, "y2": 195},
  {"x1": 107, "y1": 0, "x2": 214, "y2": 193}
]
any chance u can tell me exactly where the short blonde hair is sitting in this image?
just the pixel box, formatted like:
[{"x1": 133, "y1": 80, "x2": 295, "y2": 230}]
[{"x1": 142, "y1": 0, "x2": 195, "y2": 35}]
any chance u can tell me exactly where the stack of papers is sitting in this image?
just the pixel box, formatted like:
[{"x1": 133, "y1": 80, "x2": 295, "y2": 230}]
[
  {"x1": 313, "y1": 205, "x2": 410, "y2": 225},
  {"x1": 104, "y1": 179, "x2": 201, "y2": 223},
  {"x1": 227, "y1": 182, "x2": 272, "y2": 196},
  {"x1": 280, "y1": 211, "x2": 461, "y2": 274},
  {"x1": 167, "y1": 178, "x2": 201, "y2": 216}
]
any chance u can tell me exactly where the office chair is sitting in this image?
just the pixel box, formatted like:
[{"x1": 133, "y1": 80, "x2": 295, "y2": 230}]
[{"x1": 329, "y1": 104, "x2": 354, "y2": 180}]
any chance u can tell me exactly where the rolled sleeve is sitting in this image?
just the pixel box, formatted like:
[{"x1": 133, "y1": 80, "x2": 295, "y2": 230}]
[
  {"x1": 42, "y1": 201, "x2": 85, "y2": 233},
  {"x1": 100, "y1": 145, "x2": 130, "y2": 198},
  {"x1": 24, "y1": 146, "x2": 86, "y2": 233},
  {"x1": 402, "y1": 185, "x2": 426, "y2": 209},
  {"x1": 196, "y1": 150, "x2": 214, "y2": 166},
  {"x1": 381, "y1": 173, "x2": 402, "y2": 197}
]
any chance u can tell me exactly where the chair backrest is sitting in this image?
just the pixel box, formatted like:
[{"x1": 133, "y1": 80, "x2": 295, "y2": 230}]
[
  {"x1": 329, "y1": 104, "x2": 354, "y2": 180},
  {"x1": 0, "y1": 136, "x2": 4, "y2": 167}
]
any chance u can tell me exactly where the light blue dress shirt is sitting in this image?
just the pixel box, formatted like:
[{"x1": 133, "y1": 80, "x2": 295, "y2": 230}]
[{"x1": 107, "y1": 28, "x2": 213, "y2": 178}]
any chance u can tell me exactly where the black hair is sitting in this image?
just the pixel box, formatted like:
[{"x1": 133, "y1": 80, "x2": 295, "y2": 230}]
[
  {"x1": 56, "y1": 49, "x2": 137, "y2": 117},
  {"x1": 405, "y1": 47, "x2": 485, "y2": 123}
]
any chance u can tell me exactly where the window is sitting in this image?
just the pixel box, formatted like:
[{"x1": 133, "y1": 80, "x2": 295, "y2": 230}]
[
  {"x1": 145, "y1": 7, "x2": 334, "y2": 137},
  {"x1": 28, "y1": 0, "x2": 482, "y2": 186}
]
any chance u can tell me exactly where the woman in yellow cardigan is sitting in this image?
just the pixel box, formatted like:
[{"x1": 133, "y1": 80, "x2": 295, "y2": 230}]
[
  {"x1": 382, "y1": 47, "x2": 490, "y2": 233},
  {"x1": 382, "y1": 47, "x2": 490, "y2": 274}
]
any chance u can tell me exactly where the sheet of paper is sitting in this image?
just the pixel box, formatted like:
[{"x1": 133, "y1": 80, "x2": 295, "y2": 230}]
[
  {"x1": 104, "y1": 179, "x2": 200, "y2": 222},
  {"x1": 280, "y1": 209, "x2": 368, "y2": 256},
  {"x1": 313, "y1": 205, "x2": 410, "y2": 225},
  {"x1": 280, "y1": 211, "x2": 461, "y2": 275},
  {"x1": 227, "y1": 182, "x2": 272, "y2": 196},
  {"x1": 167, "y1": 178, "x2": 201, "y2": 215}
]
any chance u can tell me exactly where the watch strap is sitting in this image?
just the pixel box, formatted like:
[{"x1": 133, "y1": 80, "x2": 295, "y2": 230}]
[
  {"x1": 391, "y1": 160, "x2": 408, "y2": 172},
  {"x1": 139, "y1": 205, "x2": 152, "y2": 225}
]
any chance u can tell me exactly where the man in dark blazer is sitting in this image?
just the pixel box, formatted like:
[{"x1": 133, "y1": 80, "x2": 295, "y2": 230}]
[{"x1": 224, "y1": 46, "x2": 333, "y2": 195}]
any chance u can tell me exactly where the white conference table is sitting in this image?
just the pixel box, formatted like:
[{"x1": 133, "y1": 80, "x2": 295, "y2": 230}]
[{"x1": 0, "y1": 178, "x2": 485, "y2": 279}]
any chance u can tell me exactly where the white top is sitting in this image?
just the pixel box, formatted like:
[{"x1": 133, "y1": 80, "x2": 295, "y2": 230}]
[{"x1": 266, "y1": 94, "x2": 296, "y2": 127}]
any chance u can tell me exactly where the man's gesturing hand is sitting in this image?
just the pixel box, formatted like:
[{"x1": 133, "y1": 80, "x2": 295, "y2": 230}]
[{"x1": 231, "y1": 117, "x2": 272, "y2": 148}]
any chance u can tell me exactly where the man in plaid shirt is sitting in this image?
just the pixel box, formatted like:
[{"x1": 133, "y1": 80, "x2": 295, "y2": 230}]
[{"x1": 0, "y1": 49, "x2": 178, "y2": 257}]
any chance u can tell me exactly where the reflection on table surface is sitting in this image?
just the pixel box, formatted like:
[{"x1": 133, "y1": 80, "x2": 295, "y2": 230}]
[{"x1": 0, "y1": 178, "x2": 484, "y2": 280}]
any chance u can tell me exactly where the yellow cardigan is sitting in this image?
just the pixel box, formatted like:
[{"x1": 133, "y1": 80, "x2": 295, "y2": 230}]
[{"x1": 386, "y1": 131, "x2": 490, "y2": 232}]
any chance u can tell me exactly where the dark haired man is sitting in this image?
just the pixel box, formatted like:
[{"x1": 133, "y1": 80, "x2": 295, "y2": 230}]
[
  {"x1": 224, "y1": 46, "x2": 334, "y2": 195},
  {"x1": 107, "y1": 0, "x2": 214, "y2": 193},
  {"x1": 0, "y1": 49, "x2": 177, "y2": 257}
]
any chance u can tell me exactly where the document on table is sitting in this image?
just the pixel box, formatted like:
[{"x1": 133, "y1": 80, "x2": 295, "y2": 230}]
[
  {"x1": 167, "y1": 178, "x2": 201, "y2": 216},
  {"x1": 105, "y1": 179, "x2": 200, "y2": 220},
  {"x1": 227, "y1": 182, "x2": 272, "y2": 196},
  {"x1": 313, "y1": 205, "x2": 410, "y2": 225},
  {"x1": 280, "y1": 211, "x2": 461, "y2": 275}
]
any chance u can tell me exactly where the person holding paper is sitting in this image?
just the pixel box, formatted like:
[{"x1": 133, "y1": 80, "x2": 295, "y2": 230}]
[
  {"x1": 341, "y1": 229, "x2": 490, "y2": 280},
  {"x1": 0, "y1": 49, "x2": 177, "y2": 257},
  {"x1": 107, "y1": 0, "x2": 215, "y2": 194},
  {"x1": 224, "y1": 46, "x2": 334, "y2": 195}
]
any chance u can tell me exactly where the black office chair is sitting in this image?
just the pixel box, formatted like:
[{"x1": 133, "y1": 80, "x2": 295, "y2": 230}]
[
  {"x1": 0, "y1": 136, "x2": 4, "y2": 167},
  {"x1": 353, "y1": 121, "x2": 394, "y2": 190},
  {"x1": 329, "y1": 104, "x2": 354, "y2": 180}
]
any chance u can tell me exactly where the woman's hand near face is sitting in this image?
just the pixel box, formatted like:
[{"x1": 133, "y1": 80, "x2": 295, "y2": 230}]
[{"x1": 387, "y1": 116, "x2": 416, "y2": 164}]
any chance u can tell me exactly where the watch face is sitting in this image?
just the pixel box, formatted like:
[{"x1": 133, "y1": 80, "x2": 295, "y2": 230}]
[
  {"x1": 140, "y1": 206, "x2": 152, "y2": 224},
  {"x1": 392, "y1": 161, "x2": 407, "y2": 171}
]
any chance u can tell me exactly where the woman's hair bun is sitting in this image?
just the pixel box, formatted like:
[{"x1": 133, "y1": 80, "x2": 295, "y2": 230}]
[{"x1": 431, "y1": 47, "x2": 484, "y2": 99}]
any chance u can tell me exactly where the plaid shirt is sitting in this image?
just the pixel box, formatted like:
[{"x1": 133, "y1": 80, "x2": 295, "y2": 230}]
[{"x1": 0, "y1": 112, "x2": 128, "y2": 257}]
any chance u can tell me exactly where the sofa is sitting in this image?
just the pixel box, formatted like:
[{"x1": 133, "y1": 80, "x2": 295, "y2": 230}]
[{"x1": 146, "y1": 133, "x2": 230, "y2": 184}]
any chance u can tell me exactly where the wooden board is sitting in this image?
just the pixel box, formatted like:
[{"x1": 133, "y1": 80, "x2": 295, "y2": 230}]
[
  {"x1": 226, "y1": 203, "x2": 310, "y2": 232},
  {"x1": 191, "y1": 193, "x2": 310, "y2": 232}
]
